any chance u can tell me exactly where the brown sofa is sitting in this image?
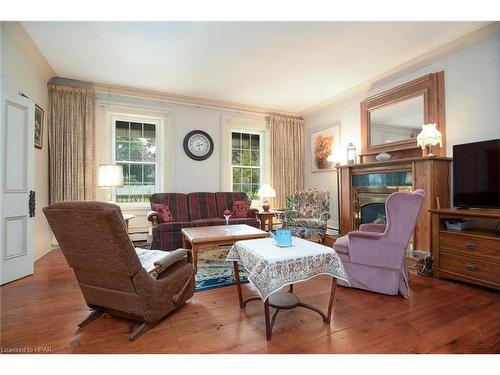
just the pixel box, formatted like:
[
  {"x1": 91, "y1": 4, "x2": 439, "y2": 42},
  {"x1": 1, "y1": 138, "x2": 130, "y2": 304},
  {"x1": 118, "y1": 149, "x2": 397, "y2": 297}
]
[
  {"x1": 148, "y1": 192, "x2": 259, "y2": 251},
  {"x1": 43, "y1": 201, "x2": 194, "y2": 341}
]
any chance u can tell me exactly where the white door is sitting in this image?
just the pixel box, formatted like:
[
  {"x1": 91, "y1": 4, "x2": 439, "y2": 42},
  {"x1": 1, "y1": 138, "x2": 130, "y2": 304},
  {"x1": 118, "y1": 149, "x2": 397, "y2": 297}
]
[{"x1": 0, "y1": 90, "x2": 35, "y2": 284}]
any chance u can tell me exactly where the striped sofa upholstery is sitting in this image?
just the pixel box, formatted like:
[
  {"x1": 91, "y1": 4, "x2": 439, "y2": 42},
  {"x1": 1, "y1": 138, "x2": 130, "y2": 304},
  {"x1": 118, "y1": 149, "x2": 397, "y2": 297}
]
[
  {"x1": 187, "y1": 192, "x2": 219, "y2": 221},
  {"x1": 149, "y1": 192, "x2": 259, "y2": 251}
]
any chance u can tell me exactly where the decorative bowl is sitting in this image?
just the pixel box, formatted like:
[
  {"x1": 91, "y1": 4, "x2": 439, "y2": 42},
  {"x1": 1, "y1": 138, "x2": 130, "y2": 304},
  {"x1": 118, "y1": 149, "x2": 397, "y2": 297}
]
[{"x1": 376, "y1": 152, "x2": 391, "y2": 161}]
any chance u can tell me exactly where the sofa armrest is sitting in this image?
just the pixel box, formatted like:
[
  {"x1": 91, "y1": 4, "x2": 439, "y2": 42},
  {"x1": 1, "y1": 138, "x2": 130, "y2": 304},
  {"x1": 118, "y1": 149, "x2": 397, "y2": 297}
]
[
  {"x1": 147, "y1": 211, "x2": 160, "y2": 226},
  {"x1": 347, "y1": 231, "x2": 403, "y2": 269},
  {"x1": 319, "y1": 211, "x2": 330, "y2": 221},
  {"x1": 248, "y1": 208, "x2": 259, "y2": 219},
  {"x1": 359, "y1": 223, "x2": 386, "y2": 233},
  {"x1": 153, "y1": 249, "x2": 188, "y2": 274}
]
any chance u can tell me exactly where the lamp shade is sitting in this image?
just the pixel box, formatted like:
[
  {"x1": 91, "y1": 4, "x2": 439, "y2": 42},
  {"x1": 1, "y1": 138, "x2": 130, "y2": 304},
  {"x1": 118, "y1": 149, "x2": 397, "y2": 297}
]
[
  {"x1": 98, "y1": 164, "x2": 124, "y2": 188},
  {"x1": 417, "y1": 123, "x2": 443, "y2": 149},
  {"x1": 257, "y1": 183, "x2": 276, "y2": 198}
]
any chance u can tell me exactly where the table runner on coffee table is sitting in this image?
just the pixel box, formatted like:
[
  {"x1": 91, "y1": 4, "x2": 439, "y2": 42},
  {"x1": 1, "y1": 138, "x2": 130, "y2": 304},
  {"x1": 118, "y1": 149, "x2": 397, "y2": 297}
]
[{"x1": 226, "y1": 237, "x2": 349, "y2": 301}]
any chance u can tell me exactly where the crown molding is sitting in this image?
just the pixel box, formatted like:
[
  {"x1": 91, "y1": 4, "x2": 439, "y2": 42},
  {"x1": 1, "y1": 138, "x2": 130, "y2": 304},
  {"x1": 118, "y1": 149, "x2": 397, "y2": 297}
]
[
  {"x1": 301, "y1": 22, "x2": 500, "y2": 117},
  {"x1": 92, "y1": 81, "x2": 301, "y2": 117}
]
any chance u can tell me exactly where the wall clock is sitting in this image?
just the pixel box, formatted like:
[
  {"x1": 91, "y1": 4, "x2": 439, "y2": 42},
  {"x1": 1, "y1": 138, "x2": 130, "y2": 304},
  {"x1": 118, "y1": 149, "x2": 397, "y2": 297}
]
[{"x1": 183, "y1": 130, "x2": 214, "y2": 161}]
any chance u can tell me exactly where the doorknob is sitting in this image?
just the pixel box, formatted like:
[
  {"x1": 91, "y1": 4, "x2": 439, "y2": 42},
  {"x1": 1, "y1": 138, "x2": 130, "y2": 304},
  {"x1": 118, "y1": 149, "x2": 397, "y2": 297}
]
[{"x1": 29, "y1": 190, "x2": 36, "y2": 217}]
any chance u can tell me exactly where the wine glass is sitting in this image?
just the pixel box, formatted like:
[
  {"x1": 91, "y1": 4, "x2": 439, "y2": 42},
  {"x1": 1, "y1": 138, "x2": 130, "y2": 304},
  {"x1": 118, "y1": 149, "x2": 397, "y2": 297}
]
[{"x1": 223, "y1": 209, "x2": 232, "y2": 231}]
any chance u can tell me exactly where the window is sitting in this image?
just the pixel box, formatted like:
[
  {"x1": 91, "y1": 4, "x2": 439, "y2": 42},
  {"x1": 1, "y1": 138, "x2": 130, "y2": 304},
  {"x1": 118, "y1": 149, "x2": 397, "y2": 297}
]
[
  {"x1": 231, "y1": 131, "x2": 261, "y2": 200},
  {"x1": 114, "y1": 119, "x2": 158, "y2": 204}
]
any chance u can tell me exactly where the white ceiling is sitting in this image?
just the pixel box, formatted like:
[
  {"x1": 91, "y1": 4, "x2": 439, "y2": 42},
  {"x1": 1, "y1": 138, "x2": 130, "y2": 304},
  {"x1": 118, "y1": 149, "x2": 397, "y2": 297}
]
[{"x1": 22, "y1": 21, "x2": 490, "y2": 112}]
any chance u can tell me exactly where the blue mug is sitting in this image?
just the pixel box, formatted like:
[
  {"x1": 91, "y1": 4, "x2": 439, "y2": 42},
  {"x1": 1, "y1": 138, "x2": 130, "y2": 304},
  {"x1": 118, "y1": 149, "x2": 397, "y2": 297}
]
[{"x1": 269, "y1": 228, "x2": 293, "y2": 247}]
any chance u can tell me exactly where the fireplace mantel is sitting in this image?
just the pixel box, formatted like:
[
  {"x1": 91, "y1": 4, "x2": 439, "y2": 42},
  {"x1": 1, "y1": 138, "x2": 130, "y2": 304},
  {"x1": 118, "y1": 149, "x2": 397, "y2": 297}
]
[{"x1": 338, "y1": 156, "x2": 452, "y2": 253}]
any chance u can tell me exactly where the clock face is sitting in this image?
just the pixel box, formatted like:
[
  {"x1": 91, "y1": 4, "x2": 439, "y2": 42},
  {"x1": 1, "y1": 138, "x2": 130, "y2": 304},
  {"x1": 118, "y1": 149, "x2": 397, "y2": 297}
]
[
  {"x1": 183, "y1": 130, "x2": 214, "y2": 161},
  {"x1": 188, "y1": 134, "x2": 211, "y2": 157}
]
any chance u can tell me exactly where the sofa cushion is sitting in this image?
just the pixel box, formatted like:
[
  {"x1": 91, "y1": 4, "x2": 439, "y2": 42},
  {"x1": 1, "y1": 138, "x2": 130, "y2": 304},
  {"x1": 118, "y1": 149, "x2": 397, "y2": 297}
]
[
  {"x1": 191, "y1": 218, "x2": 226, "y2": 227},
  {"x1": 188, "y1": 192, "x2": 218, "y2": 220},
  {"x1": 232, "y1": 200, "x2": 251, "y2": 218},
  {"x1": 215, "y1": 192, "x2": 250, "y2": 217},
  {"x1": 191, "y1": 217, "x2": 259, "y2": 228},
  {"x1": 150, "y1": 193, "x2": 189, "y2": 222},
  {"x1": 229, "y1": 217, "x2": 259, "y2": 227},
  {"x1": 333, "y1": 235, "x2": 349, "y2": 254},
  {"x1": 152, "y1": 203, "x2": 174, "y2": 223},
  {"x1": 157, "y1": 221, "x2": 194, "y2": 232}
]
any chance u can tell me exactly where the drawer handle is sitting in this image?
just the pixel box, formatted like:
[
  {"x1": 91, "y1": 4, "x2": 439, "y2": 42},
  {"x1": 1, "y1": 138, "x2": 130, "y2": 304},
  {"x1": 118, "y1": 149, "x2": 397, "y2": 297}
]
[
  {"x1": 465, "y1": 243, "x2": 476, "y2": 250},
  {"x1": 465, "y1": 264, "x2": 477, "y2": 271}
]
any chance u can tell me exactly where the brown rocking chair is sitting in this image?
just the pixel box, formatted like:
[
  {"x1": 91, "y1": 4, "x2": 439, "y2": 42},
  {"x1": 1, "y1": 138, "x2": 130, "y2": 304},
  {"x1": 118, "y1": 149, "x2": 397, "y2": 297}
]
[{"x1": 43, "y1": 201, "x2": 194, "y2": 341}]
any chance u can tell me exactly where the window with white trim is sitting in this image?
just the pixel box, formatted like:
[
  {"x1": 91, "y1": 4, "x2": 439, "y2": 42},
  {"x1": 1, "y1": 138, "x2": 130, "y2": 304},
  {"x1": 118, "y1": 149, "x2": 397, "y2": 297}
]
[
  {"x1": 114, "y1": 119, "x2": 158, "y2": 203},
  {"x1": 231, "y1": 131, "x2": 262, "y2": 200}
]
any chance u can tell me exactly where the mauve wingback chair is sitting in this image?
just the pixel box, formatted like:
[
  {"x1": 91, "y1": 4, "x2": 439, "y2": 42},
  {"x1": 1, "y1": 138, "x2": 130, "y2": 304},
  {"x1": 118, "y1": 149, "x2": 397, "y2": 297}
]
[
  {"x1": 43, "y1": 201, "x2": 194, "y2": 341},
  {"x1": 333, "y1": 189, "x2": 425, "y2": 297}
]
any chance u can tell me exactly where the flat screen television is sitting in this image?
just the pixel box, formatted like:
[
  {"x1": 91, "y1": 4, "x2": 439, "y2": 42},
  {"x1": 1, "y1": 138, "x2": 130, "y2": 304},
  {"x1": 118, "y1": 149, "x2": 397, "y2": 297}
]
[{"x1": 453, "y1": 139, "x2": 500, "y2": 209}]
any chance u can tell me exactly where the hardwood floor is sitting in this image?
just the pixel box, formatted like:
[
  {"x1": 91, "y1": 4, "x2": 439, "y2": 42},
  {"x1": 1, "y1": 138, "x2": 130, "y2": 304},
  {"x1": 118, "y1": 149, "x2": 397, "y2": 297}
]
[{"x1": 1, "y1": 250, "x2": 499, "y2": 354}]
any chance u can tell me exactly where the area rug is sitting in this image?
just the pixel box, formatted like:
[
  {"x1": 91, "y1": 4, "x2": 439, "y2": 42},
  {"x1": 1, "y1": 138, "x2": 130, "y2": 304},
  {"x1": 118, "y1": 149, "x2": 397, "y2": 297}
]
[{"x1": 195, "y1": 245, "x2": 249, "y2": 292}]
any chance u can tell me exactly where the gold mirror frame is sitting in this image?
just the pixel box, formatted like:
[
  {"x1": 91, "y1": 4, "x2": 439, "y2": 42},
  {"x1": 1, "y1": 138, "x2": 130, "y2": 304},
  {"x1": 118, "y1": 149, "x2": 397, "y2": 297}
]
[{"x1": 360, "y1": 72, "x2": 446, "y2": 163}]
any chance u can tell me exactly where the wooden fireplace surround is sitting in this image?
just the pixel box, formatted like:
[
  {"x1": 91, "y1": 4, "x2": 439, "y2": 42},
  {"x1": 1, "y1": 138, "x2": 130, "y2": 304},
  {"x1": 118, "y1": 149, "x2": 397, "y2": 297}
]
[{"x1": 339, "y1": 156, "x2": 451, "y2": 253}]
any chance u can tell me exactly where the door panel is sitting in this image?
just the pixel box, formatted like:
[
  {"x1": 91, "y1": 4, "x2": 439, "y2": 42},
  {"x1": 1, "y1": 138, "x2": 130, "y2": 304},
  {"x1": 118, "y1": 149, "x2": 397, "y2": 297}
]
[{"x1": 1, "y1": 91, "x2": 35, "y2": 284}]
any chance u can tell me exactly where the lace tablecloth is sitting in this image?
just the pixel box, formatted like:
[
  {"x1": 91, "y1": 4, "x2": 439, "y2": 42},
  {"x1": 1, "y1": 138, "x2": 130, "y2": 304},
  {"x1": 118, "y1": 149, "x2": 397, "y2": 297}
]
[{"x1": 226, "y1": 237, "x2": 349, "y2": 301}]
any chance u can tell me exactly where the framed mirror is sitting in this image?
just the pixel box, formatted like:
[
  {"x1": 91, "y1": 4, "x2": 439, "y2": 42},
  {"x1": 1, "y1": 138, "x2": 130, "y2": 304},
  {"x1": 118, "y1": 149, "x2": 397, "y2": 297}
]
[
  {"x1": 369, "y1": 95, "x2": 423, "y2": 146},
  {"x1": 360, "y1": 72, "x2": 446, "y2": 163}
]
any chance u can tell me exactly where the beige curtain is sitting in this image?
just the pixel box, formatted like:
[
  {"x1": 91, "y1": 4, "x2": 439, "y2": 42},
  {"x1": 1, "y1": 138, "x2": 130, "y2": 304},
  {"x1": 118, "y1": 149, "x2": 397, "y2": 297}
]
[
  {"x1": 270, "y1": 113, "x2": 304, "y2": 209},
  {"x1": 48, "y1": 83, "x2": 95, "y2": 203}
]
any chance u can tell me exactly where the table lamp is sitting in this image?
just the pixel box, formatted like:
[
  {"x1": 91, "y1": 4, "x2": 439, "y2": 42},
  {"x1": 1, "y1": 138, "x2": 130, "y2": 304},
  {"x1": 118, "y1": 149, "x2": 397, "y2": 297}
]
[
  {"x1": 98, "y1": 164, "x2": 124, "y2": 203},
  {"x1": 417, "y1": 123, "x2": 442, "y2": 156},
  {"x1": 257, "y1": 183, "x2": 276, "y2": 212}
]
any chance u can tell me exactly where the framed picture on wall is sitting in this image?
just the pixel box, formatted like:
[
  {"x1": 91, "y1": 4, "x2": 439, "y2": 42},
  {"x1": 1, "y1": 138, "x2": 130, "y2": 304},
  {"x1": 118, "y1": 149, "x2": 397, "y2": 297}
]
[
  {"x1": 310, "y1": 124, "x2": 340, "y2": 173},
  {"x1": 34, "y1": 104, "x2": 44, "y2": 149}
]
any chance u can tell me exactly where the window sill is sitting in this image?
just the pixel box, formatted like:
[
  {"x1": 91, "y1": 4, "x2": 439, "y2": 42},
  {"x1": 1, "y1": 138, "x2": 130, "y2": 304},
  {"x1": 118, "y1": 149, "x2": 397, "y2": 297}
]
[{"x1": 118, "y1": 203, "x2": 150, "y2": 211}]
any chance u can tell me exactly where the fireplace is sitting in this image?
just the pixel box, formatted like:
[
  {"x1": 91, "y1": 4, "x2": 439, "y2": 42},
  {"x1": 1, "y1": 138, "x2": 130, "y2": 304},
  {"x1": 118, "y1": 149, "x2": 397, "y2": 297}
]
[
  {"x1": 351, "y1": 171, "x2": 412, "y2": 230},
  {"x1": 361, "y1": 203, "x2": 386, "y2": 225},
  {"x1": 338, "y1": 157, "x2": 452, "y2": 254},
  {"x1": 353, "y1": 186, "x2": 410, "y2": 230}
]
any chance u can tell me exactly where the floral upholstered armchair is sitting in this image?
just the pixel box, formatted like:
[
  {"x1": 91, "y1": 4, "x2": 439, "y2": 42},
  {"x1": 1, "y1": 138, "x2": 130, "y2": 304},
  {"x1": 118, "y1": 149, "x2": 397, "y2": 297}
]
[{"x1": 284, "y1": 188, "x2": 330, "y2": 239}]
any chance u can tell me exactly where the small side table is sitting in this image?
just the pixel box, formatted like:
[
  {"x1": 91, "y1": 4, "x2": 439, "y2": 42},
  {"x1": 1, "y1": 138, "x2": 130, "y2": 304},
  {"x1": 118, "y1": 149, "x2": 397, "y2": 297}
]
[
  {"x1": 323, "y1": 234, "x2": 338, "y2": 248},
  {"x1": 258, "y1": 211, "x2": 276, "y2": 231}
]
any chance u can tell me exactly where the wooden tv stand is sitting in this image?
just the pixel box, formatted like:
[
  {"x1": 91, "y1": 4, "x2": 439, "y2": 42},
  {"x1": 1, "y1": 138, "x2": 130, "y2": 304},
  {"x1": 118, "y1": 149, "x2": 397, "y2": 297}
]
[{"x1": 429, "y1": 208, "x2": 500, "y2": 290}]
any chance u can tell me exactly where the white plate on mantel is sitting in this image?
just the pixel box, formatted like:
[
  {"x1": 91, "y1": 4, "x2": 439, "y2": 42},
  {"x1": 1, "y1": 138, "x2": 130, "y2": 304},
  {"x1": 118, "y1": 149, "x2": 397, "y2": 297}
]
[{"x1": 376, "y1": 152, "x2": 391, "y2": 161}]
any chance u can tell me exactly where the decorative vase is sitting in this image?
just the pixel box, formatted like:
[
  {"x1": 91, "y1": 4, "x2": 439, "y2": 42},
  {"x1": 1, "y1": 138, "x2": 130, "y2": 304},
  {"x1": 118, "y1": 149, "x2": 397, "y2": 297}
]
[
  {"x1": 262, "y1": 201, "x2": 270, "y2": 212},
  {"x1": 316, "y1": 158, "x2": 329, "y2": 169}
]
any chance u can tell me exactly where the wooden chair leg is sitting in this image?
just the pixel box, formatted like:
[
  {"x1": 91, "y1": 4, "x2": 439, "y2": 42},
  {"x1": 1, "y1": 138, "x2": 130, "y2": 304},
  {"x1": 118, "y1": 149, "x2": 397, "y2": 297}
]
[
  {"x1": 129, "y1": 321, "x2": 156, "y2": 341},
  {"x1": 77, "y1": 308, "x2": 103, "y2": 328},
  {"x1": 173, "y1": 274, "x2": 194, "y2": 305}
]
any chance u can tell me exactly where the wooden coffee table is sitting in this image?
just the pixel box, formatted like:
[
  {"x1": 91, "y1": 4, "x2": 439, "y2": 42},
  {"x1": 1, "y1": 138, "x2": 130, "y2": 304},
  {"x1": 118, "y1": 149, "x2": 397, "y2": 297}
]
[{"x1": 181, "y1": 224, "x2": 268, "y2": 272}]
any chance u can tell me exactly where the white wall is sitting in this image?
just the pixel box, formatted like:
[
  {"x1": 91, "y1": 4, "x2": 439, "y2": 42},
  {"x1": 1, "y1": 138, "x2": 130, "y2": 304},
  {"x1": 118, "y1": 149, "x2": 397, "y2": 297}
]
[
  {"x1": 1, "y1": 22, "x2": 55, "y2": 260},
  {"x1": 304, "y1": 37, "x2": 500, "y2": 228}
]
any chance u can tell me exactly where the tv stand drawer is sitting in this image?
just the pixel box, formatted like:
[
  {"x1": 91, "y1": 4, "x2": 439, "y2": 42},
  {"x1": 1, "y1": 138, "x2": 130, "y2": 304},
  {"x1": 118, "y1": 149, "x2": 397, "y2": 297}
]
[
  {"x1": 440, "y1": 232, "x2": 500, "y2": 261},
  {"x1": 439, "y1": 252, "x2": 500, "y2": 286}
]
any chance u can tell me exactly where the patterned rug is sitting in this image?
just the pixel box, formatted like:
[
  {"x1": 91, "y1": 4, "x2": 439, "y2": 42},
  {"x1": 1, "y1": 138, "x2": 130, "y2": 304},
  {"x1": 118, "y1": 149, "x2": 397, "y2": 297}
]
[{"x1": 195, "y1": 245, "x2": 249, "y2": 292}]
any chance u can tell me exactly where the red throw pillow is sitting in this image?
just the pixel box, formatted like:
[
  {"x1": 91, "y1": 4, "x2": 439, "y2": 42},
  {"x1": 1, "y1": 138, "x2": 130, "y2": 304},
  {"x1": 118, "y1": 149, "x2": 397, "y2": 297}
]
[
  {"x1": 232, "y1": 200, "x2": 251, "y2": 218},
  {"x1": 152, "y1": 203, "x2": 174, "y2": 223}
]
